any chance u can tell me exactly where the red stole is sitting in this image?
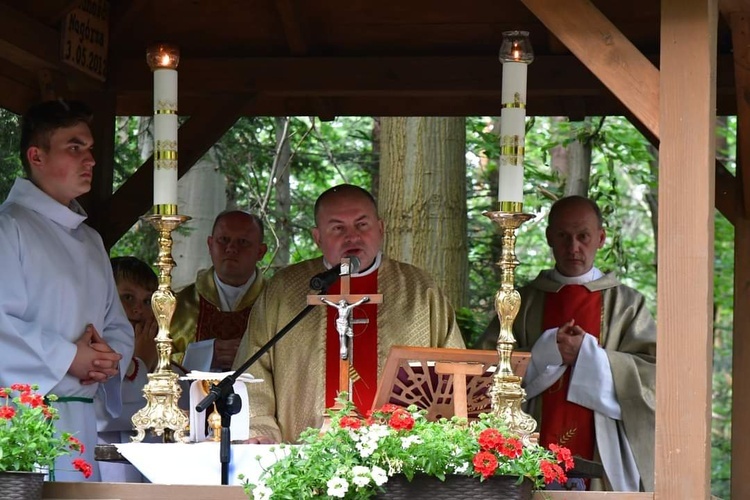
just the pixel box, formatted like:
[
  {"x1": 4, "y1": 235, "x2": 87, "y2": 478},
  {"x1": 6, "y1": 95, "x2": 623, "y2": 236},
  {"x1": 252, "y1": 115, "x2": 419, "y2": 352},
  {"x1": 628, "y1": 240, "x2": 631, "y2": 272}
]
[
  {"x1": 195, "y1": 297, "x2": 252, "y2": 342},
  {"x1": 324, "y1": 272, "x2": 379, "y2": 414},
  {"x1": 539, "y1": 285, "x2": 602, "y2": 461}
]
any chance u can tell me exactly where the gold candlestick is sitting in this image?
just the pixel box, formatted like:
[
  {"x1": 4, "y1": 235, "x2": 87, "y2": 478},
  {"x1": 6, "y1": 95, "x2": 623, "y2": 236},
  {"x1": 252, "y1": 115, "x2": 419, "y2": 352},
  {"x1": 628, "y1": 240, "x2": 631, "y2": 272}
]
[
  {"x1": 484, "y1": 209, "x2": 537, "y2": 444},
  {"x1": 131, "y1": 210, "x2": 190, "y2": 443}
]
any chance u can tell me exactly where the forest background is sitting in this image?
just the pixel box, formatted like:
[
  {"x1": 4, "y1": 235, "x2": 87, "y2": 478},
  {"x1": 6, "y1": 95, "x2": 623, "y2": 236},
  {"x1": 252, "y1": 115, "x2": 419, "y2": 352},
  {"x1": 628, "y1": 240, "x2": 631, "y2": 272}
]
[{"x1": 0, "y1": 111, "x2": 735, "y2": 498}]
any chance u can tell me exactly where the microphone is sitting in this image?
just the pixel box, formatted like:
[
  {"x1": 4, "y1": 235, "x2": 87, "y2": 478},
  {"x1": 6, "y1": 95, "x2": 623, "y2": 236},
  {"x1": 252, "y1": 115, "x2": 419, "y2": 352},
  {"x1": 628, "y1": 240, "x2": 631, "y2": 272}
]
[{"x1": 310, "y1": 256, "x2": 361, "y2": 290}]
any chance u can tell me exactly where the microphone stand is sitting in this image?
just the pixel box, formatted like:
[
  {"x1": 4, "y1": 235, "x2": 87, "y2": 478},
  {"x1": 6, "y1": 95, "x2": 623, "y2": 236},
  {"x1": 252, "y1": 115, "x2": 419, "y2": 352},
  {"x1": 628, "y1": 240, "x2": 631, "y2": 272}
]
[{"x1": 196, "y1": 288, "x2": 329, "y2": 485}]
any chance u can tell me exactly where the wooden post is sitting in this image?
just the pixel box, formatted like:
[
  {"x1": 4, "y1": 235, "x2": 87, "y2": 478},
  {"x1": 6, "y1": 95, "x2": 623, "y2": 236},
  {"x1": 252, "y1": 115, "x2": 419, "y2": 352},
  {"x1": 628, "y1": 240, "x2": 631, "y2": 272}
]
[
  {"x1": 657, "y1": 0, "x2": 717, "y2": 498},
  {"x1": 434, "y1": 362, "x2": 485, "y2": 419}
]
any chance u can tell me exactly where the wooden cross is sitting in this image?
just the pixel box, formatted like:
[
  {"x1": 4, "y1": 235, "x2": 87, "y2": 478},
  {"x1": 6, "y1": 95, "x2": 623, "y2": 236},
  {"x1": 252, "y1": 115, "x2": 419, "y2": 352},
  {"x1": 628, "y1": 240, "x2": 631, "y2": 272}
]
[{"x1": 307, "y1": 257, "x2": 383, "y2": 403}]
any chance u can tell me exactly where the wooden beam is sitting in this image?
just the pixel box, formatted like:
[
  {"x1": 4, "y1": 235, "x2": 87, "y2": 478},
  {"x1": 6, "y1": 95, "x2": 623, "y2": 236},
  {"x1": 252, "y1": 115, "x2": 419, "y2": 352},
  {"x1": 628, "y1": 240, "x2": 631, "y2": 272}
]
[
  {"x1": 0, "y1": 73, "x2": 37, "y2": 115},
  {"x1": 724, "y1": 8, "x2": 750, "y2": 217},
  {"x1": 624, "y1": 111, "x2": 740, "y2": 224},
  {"x1": 656, "y1": 0, "x2": 716, "y2": 498},
  {"x1": 78, "y1": 92, "x2": 117, "y2": 233},
  {"x1": 273, "y1": 0, "x2": 309, "y2": 55},
  {"x1": 521, "y1": 0, "x2": 660, "y2": 138},
  {"x1": 99, "y1": 99, "x2": 245, "y2": 248}
]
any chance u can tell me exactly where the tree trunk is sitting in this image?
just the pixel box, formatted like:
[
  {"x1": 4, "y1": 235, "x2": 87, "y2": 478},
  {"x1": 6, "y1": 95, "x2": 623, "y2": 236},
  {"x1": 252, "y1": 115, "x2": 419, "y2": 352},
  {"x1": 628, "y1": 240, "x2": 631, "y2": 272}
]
[
  {"x1": 550, "y1": 117, "x2": 592, "y2": 197},
  {"x1": 379, "y1": 117, "x2": 468, "y2": 308},
  {"x1": 273, "y1": 117, "x2": 292, "y2": 268}
]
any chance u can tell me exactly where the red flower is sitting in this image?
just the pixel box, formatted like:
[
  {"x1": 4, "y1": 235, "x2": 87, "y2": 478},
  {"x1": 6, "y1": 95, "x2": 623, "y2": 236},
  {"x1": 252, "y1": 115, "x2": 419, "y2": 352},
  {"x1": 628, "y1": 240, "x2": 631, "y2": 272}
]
[
  {"x1": 549, "y1": 443, "x2": 575, "y2": 470},
  {"x1": 72, "y1": 458, "x2": 93, "y2": 479},
  {"x1": 499, "y1": 437, "x2": 523, "y2": 459},
  {"x1": 477, "y1": 428, "x2": 504, "y2": 451},
  {"x1": 19, "y1": 392, "x2": 44, "y2": 408},
  {"x1": 378, "y1": 404, "x2": 401, "y2": 414},
  {"x1": 11, "y1": 384, "x2": 31, "y2": 393},
  {"x1": 388, "y1": 409, "x2": 415, "y2": 431},
  {"x1": 69, "y1": 436, "x2": 85, "y2": 453},
  {"x1": 0, "y1": 388, "x2": 11, "y2": 397},
  {"x1": 0, "y1": 406, "x2": 16, "y2": 419},
  {"x1": 339, "y1": 416, "x2": 361, "y2": 430},
  {"x1": 540, "y1": 460, "x2": 568, "y2": 485},
  {"x1": 472, "y1": 450, "x2": 498, "y2": 479}
]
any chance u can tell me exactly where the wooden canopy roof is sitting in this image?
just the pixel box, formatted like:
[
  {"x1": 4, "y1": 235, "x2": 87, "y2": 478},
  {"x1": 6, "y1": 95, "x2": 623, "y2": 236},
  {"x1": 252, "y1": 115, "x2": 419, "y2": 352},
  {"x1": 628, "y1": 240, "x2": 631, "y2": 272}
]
[
  {"x1": 0, "y1": 1, "x2": 747, "y2": 499},
  {"x1": 0, "y1": 0, "x2": 737, "y2": 119}
]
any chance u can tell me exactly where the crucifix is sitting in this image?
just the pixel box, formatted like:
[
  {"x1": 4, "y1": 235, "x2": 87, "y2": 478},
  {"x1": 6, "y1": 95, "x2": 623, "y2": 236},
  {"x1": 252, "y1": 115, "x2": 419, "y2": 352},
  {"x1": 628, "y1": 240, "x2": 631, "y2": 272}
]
[{"x1": 307, "y1": 257, "x2": 383, "y2": 405}]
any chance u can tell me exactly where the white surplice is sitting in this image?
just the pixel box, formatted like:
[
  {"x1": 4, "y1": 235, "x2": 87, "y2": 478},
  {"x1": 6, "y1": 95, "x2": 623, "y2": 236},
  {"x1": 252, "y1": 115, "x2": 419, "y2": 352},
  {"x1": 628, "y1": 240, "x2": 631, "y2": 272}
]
[{"x1": 0, "y1": 178, "x2": 134, "y2": 481}]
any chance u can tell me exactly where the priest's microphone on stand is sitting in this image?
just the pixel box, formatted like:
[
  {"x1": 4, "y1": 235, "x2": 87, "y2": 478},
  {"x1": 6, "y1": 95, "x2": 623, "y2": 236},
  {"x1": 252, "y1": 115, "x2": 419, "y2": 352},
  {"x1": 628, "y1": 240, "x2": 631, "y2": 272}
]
[
  {"x1": 310, "y1": 256, "x2": 361, "y2": 290},
  {"x1": 196, "y1": 255, "x2": 361, "y2": 484}
]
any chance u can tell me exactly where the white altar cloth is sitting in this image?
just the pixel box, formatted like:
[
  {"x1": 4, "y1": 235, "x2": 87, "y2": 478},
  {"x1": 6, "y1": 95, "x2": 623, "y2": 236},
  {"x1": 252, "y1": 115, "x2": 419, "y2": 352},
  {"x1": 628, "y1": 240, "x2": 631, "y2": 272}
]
[{"x1": 115, "y1": 442, "x2": 289, "y2": 486}]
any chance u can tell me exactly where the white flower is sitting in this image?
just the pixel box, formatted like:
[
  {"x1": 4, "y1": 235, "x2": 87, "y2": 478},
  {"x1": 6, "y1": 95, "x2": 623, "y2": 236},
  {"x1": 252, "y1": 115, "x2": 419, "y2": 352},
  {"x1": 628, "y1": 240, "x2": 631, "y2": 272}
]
[
  {"x1": 252, "y1": 483, "x2": 273, "y2": 500},
  {"x1": 453, "y1": 461, "x2": 469, "y2": 474},
  {"x1": 371, "y1": 466, "x2": 388, "y2": 486},
  {"x1": 400, "y1": 435, "x2": 423, "y2": 449},
  {"x1": 326, "y1": 476, "x2": 349, "y2": 498},
  {"x1": 356, "y1": 438, "x2": 378, "y2": 457},
  {"x1": 352, "y1": 466, "x2": 371, "y2": 487}
]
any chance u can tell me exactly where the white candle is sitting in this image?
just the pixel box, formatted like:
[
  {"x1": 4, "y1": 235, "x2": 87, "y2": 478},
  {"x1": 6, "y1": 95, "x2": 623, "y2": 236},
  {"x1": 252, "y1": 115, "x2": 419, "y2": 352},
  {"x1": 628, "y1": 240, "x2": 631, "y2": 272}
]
[
  {"x1": 498, "y1": 62, "x2": 527, "y2": 204},
  {"x1": 497, "y1": 31, "x2": 533, "y2": 209},
  {"x1": 153, "y1": 68, "x2": 178, "y2": 207}
]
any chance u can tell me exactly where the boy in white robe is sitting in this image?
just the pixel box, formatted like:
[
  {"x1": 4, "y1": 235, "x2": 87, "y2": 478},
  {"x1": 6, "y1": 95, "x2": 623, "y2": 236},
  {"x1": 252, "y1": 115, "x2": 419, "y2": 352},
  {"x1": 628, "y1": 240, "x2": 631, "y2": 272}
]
[{"x1": 0, "y1": 100, "x2": 134, "y2": 481}]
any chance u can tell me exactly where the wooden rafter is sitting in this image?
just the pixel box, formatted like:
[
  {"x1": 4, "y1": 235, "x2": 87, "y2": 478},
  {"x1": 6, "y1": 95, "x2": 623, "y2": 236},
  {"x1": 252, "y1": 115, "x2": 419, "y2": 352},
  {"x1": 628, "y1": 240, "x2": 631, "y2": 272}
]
[
  {"x1": 99, "y1": 98, "x2": 246, "y2": 248},
  {"x1": 625, "y1": 110, "x2": 739, "y2": 224},
  {"x1": 721, "y1": 0, "x2": 750, "y2": 217},
  {"x1": 521, "y1": 0, "x2": 660, "y2": 138},
  {"x1": 273, "y1": 0, "x2": 309, "y2": 55}
]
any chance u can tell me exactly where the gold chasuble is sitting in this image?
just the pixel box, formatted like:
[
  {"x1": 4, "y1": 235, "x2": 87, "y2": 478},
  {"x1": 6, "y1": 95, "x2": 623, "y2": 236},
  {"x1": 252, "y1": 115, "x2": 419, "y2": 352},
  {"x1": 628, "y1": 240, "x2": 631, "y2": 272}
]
[
  {"x1": 236, "y1": 256, "x2": 465, "y2": 443},
  {"x1": 171, "y1": 266, "x2": 265, "y2": 363},
  {"x1": 540, "y1": 285, "x2": 601, "y2": 460}
]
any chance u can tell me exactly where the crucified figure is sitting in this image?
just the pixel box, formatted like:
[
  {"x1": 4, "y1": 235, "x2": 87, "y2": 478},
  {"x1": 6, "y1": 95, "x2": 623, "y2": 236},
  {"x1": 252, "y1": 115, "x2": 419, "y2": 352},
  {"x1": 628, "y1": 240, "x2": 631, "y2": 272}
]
[{"x1": 320, "y1": 296, "x2": 370, "y2": 359}]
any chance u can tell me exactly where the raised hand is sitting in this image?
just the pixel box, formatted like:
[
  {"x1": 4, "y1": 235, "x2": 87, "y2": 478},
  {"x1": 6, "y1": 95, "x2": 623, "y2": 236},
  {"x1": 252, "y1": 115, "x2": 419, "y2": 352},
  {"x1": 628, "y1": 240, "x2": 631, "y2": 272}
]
[
  {"x1": 134, "y1": 314, "x2": 159, "y2": 371},
  {"x1": 556, "y1": 319, "x2": 585, "y2": 366}
]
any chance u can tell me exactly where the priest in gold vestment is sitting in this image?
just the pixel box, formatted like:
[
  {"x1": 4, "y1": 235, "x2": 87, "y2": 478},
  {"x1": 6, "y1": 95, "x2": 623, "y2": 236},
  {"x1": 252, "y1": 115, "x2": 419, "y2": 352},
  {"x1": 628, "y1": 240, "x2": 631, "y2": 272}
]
[
  {"x1": 172, "y1": 210, "x2": 267, "y2": 371},
  {"x1": 234, "y1": 185, "x2": 465, "y2": 443}
]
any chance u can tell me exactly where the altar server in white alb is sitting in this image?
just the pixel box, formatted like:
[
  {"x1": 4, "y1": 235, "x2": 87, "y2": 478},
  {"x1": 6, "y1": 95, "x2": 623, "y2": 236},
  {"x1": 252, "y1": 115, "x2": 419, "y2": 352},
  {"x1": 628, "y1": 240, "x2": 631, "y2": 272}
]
[{"x1": 0, "y1": 100, "x2": 134, "y2": 481}]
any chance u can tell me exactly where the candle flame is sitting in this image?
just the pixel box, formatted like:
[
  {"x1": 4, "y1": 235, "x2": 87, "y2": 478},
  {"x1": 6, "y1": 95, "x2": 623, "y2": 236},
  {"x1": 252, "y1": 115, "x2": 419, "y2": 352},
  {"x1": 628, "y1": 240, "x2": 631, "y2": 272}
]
[
  {"x1": 512, "y1": 42, "x2": 522, "y2": 61},
  {"x1": 160, "y1": 54, "x2": 171, "y2": 67}
]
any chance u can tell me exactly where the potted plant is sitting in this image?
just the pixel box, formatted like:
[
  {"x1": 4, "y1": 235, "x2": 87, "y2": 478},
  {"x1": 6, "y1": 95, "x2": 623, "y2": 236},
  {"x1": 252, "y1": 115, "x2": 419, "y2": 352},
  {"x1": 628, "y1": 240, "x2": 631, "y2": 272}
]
[
  {"x1": 0, "y1": 384, "x2": 92, "y2": 500},
  {"x1": 242, "y1": 396, "x2": 574, "y2": 499}
]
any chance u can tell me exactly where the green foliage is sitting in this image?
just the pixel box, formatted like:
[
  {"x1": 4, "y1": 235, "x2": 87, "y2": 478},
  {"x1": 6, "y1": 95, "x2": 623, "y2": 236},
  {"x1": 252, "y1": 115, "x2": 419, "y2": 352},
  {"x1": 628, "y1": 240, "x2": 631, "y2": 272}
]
[
  {"x1": 0, "y1": 384, "x2": 90, "y2": 477},
  {"x1": 243, "y1": 397, "x2": 572, "y2": 499},
  {"x1": 0, "y1": 108, "x2": 22, "y2": 200}
]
